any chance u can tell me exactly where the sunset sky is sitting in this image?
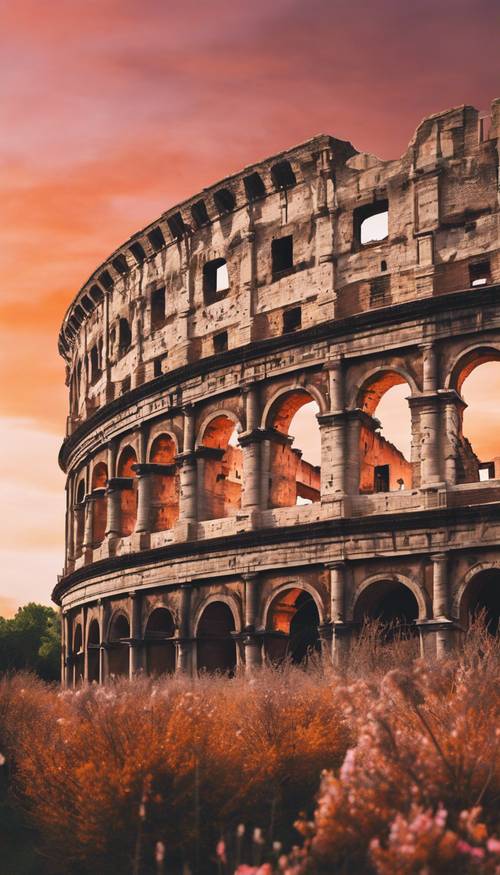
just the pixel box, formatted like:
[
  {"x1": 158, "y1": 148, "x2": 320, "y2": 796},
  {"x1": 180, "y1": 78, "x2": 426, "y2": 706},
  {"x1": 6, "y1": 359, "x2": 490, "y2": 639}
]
[{"x1": 1, "y1": 0, "x2": 499, "y2": 614}]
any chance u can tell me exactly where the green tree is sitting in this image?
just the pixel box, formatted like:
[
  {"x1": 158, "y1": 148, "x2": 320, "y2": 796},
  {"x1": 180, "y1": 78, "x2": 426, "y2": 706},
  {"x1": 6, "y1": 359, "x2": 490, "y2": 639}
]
[{"x1": 0, "y1": 604, "x2": 60, "y2": 681}]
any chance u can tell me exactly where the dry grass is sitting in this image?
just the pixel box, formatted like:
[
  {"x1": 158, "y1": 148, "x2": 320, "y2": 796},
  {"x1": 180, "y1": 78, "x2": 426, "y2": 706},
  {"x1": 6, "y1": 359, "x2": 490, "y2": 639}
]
[{"x1": 0, "y1": 622, "x2": 498, "y2": 875}]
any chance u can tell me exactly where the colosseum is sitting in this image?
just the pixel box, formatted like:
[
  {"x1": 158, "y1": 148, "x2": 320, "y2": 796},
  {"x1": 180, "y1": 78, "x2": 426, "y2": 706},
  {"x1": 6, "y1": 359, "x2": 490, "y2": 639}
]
[{"x1": 54, "y1": 100, "x2": 500, "y2": 685}]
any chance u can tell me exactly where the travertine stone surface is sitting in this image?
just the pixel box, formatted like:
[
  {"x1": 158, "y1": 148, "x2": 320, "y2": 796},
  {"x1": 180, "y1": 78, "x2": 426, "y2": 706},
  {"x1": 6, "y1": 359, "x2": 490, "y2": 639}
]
[{"x1": 56, "y1": 101, "x2": 500, "y2": 684}]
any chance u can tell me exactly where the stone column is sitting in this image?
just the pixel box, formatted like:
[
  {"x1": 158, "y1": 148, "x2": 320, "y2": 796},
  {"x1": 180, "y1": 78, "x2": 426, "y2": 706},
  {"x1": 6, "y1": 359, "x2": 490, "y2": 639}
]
[
  {"x1": 239, "y1": 225, "x2": 256, "y2": 345},
  {"x1": 243, "y1": 573, "x2": 262, "y2": 672},
  {"x1": 431, "y1": 553, "x2": 453, "y2": 657},
  {"x1": 105, "y1": 479, "x2": 124, "y2": 538},
  {"x1": 328, "y1": 562, "x2": 351, "y2": 667},
  {"x1": 131, "y1": 297, "x2": 146, "y2": 389},
  {"x1": 344, "y1": 410, "x2": 363, "y2": 495},
  {"x1": 239, "y1": 383, "x2": 262, "y2": 520},
  {"x1": 314, "y1": 148, "x2": 337, "y2": 319},
  {"x1": 132, "y1": 464, "x2": 153, "y2": 534},
  {"x1": 176, "y1": 585, "x2": 193, "y2": 674},
  {"x1": 129, "y1": 591, "x2": 143, "y2": 677},
  {"x1": 62, "y1": 611, "x2": 71, "y2": 687},
  {"x1": 418, "y1": 342, "x2": 441, "y2": 486},
  {"x1": 441, "y1": 391, "x2": 467, "y2": 487},
  {"x1": 176, "y1": 406, "x2": 197, "y2": 539},
  {"x1": 98, "y1": 600, "x2": 106, "y2": 683},
  {"x1": 82, "y1": 494, "x2": 95, "y2": 552}
]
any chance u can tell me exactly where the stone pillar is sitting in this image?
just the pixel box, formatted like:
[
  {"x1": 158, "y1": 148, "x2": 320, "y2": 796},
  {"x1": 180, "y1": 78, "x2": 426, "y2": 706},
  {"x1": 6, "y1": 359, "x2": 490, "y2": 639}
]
[
  {"x1": 82, "y1": 494, "x2": 95, "y2": 551},
  {"x1": 129, "y1": 591, "x2": 143, "y2": 677},
  {"x1": 105, "y1": 479, "x2": 124, "y2": 538},
  {"x1": 442, "y1": 391, "x2": 467, "y2": 487},
  {"x1": 314, "y1": 148, "x2": 337, "y2": 319},
  {"x1": 62, "y1": 611, "x2": 71, "y2": 687},
  {"x1": 417, "y1": 343, "x2": 441, "y2": 486},
  {"x1": 329, "y1": 562, "x2": 346, "y2": 623},
  {"x1": 82, "y1": 607, "x2": 89, "y2": 682},
  {"x1": 317, "y1": 413, "x2": 346, "y2": 503},
  {"x1": 239, "y1": 386, "x2": 262, "y2": 518},
  {"x1": 176, "y1": 585, "x2": 193, "y2": 674},
  {"x1": 98, "y1": 600, "x2": 106, "y2": 683},
  {"x1": 176, "y1": 407, "x2": 197, "y2": 538},
  {"x1": 239, "y1": 226, "x2": 256, "y2": 345},
  {"x1": 419, "y1": 401, "x2": 441, "y2": 485},
  {"x1": 131, "y1": 297, "x2": 146, "y2": 389},
  {"x1": 133, "y1": 464, "x2": 153, "y2": 534},
  {"x1": 243, "y1": 573, "x2": 262, "y2": 672},
  {"x1": 344, "y1": 410, "x2": 363, "y2": 495},
  {"x1": 430, "y1": 553, "x2": 454, "y2": 657},
  {"x1": 327, "y1": 562, "x2": 351, "y2": 668}
]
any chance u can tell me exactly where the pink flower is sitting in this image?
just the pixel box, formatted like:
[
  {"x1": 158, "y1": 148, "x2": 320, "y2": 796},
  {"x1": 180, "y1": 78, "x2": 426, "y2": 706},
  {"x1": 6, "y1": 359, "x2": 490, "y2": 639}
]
[
  {"x1": 487, "y1": 838, "x2": 500, "y2": 854},
  {"x1": 216, "y1": 840, "x2": 227, "y2": 863}
]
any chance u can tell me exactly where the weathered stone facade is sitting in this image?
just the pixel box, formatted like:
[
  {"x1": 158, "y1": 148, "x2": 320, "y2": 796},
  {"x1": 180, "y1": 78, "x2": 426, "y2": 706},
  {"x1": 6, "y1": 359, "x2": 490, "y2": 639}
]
[{"x1": 55, "y1": 101, "x2": 500, "y2": 685}]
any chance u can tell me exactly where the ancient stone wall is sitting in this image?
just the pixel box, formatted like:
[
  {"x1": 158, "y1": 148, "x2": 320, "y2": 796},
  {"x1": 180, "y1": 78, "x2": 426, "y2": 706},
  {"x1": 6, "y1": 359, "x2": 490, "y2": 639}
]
[{"x1": 56, "y1": 101, "x2": 500, "y2": 684}]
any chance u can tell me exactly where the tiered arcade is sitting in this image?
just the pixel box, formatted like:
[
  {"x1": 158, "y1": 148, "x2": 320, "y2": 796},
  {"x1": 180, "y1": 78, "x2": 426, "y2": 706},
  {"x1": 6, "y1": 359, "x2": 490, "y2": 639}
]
[{"x1": 55, "y1": 101, "x2": 500, "y2": 684}]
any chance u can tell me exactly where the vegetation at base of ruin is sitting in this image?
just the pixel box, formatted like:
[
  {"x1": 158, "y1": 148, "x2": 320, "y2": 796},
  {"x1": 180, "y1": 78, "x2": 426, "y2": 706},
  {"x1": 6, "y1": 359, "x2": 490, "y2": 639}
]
[
  {"x1": 0, "y1": 604, "x2": 60, "y2": 681},
  {"x1": 0, "y1": 622, "x2": 498, "y2": 875}
]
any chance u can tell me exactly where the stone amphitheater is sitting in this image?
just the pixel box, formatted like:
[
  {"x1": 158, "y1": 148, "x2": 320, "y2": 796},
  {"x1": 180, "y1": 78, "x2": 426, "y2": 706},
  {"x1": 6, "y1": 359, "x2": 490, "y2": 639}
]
[{"x1": 55, "y1": 100, "x2": 500, "y2": 685}]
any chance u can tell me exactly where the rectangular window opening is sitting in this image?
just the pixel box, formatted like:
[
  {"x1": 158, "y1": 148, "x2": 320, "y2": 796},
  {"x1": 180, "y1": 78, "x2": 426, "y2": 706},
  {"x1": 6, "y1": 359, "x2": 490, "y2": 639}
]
[
  {"x1": 151, "y1": 287, "x2": 166, "y2": 330},
  {"x1": 374, "y1": 464, "x2": 390, "y2": 493},
  {"x1": 272, "y1": 235, "x2": 293, "y2": 275},
  {"x1": 213, "y1": 330, "x2": 228, "y2": 354},
  {"x1": 283, "y1": 306, "x2": 301, "y2": 334},
  {"x1": 354, "y1": 200, "x2": 389, "y2": 247},
  {"x1": 469, "y1": 260, "x2": 491, "y2": 287}
]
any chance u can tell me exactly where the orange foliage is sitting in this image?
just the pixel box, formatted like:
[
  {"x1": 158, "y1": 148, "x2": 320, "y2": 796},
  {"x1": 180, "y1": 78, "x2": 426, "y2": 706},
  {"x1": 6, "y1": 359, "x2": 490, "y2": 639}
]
[{"x1": 0, "y1": 625, "x2": 498, "y2": 875}]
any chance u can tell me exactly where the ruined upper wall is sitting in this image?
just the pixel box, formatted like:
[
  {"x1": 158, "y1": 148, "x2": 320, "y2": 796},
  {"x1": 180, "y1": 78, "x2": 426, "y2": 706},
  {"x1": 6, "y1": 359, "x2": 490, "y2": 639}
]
[{"x1": 60, "y1": 100, "x2": 500, "y2": 434}]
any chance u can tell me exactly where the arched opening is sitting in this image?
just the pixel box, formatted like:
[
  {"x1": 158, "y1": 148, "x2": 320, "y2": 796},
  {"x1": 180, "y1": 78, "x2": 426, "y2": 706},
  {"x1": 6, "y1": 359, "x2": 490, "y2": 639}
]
[
  {"x1": 117, "y1": 447, "x2": 138, "y2": 535},
  {"x1": 200, "y1": 416, "x2": 242, "y2": 520},
  {"x1": 87, "y1": 619, "x2": 100, "y2": 683},
  {"x1": 196, "y1": 602, "x2": 236, "y2": 675},
  {"x1": 358, "y1": 372, "x2": 413, "y2": 493},
  {"x1": 107, "y1": 613, "x2": 130, "y2": 677},
  {"x1": 74, "y1": 479, "x2": 86, "y2": 555},
  {"x1": 73, "y1": 623, "x2": 84, "y2": 685},
  {"x1": 267, "y1": 391, "x2": 321, "y2": 509},
  {"x1": 91, "y1": 462, "x2": 108, "y2": 544},
  {"x1": 354, "y1": 579, "x2": 419, "y2": 640},
  {"x1": 265, "y1": 588, "x2": 320, "y2": 663},
  {"x1": 455, "y1": 355, "x2": 500, "y2": 483},
  {"x1": 460, "y1": 570, "x2": 500, "y2": 635},
  {"x1": 144, "y1": 608, "x2": 176, "y2": 676},
  {"x1": 149, "y1": 435, "x2": 179, "y2": 531}
]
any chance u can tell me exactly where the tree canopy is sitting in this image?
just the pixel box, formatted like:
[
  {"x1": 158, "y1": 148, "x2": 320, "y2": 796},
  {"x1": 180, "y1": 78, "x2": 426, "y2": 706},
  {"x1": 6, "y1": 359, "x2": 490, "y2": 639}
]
[{"x1": 0, "y1": 604, "x2": 60, "y2": 681}]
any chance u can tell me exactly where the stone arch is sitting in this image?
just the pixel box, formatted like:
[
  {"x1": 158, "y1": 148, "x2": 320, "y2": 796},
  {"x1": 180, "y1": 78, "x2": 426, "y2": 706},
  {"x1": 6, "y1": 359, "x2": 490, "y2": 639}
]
[
  {"x1": 148, "y1": 434, "x2": 179, "y2": 531},
  {"x1": 445, "y1": 345, "x2": 500, "y2": 483},
  {"x1": 117, "y1": 445, "x2": 138, "y2": 536},
  {"x1": 445, "y1": 344, "x2": 500, "y2": 393},
  {"x1": 355, "y1": 368, "x2": 417, "y2": 493},
  {"x1": 107, "y1": 610, "x2": 130, "y2": 677},
  {"x1": 454, "y1": 562, "x2": 500, "y2": 634},
  {"x1": 196, "y1": 412, "x2": 243, "y2": 520},
  {"x1": 87, "y1": 617, "x2": 100, "y2": 683},
  {"x1": 261, "y1": 383, "x2": 328, "y2": 432},
  {"x1": 195, "y1": 596, "x2": 239, "y2": 674},
  {"x1": 351, "y1": 572, "x2": 427, "y2": 634},
  {"x1": 144, "y1": 607, "x2": 176, "y2": 675},
  {"x1": 263, "y1": 582, "x2": 323, "y2": 663},
  {"x1": 263, "y1": 386, "x2": 324, "y2": 509},
  {"x1": 353, "y1": 366, "x2": 419, "y2": 414},
  {"x1": 91, "y1": 461, "x2": 108, "y2": 545}
]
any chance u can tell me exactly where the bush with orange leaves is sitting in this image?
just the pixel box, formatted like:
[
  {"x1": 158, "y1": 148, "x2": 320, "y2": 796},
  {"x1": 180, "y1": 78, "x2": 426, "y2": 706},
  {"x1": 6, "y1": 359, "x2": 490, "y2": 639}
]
[
  {"x1": 0, "y1": 662, "x2": 349, "y2": 874},
  {"x1": 0, "y1": 623, "x2": 498, "y2": 875}
]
